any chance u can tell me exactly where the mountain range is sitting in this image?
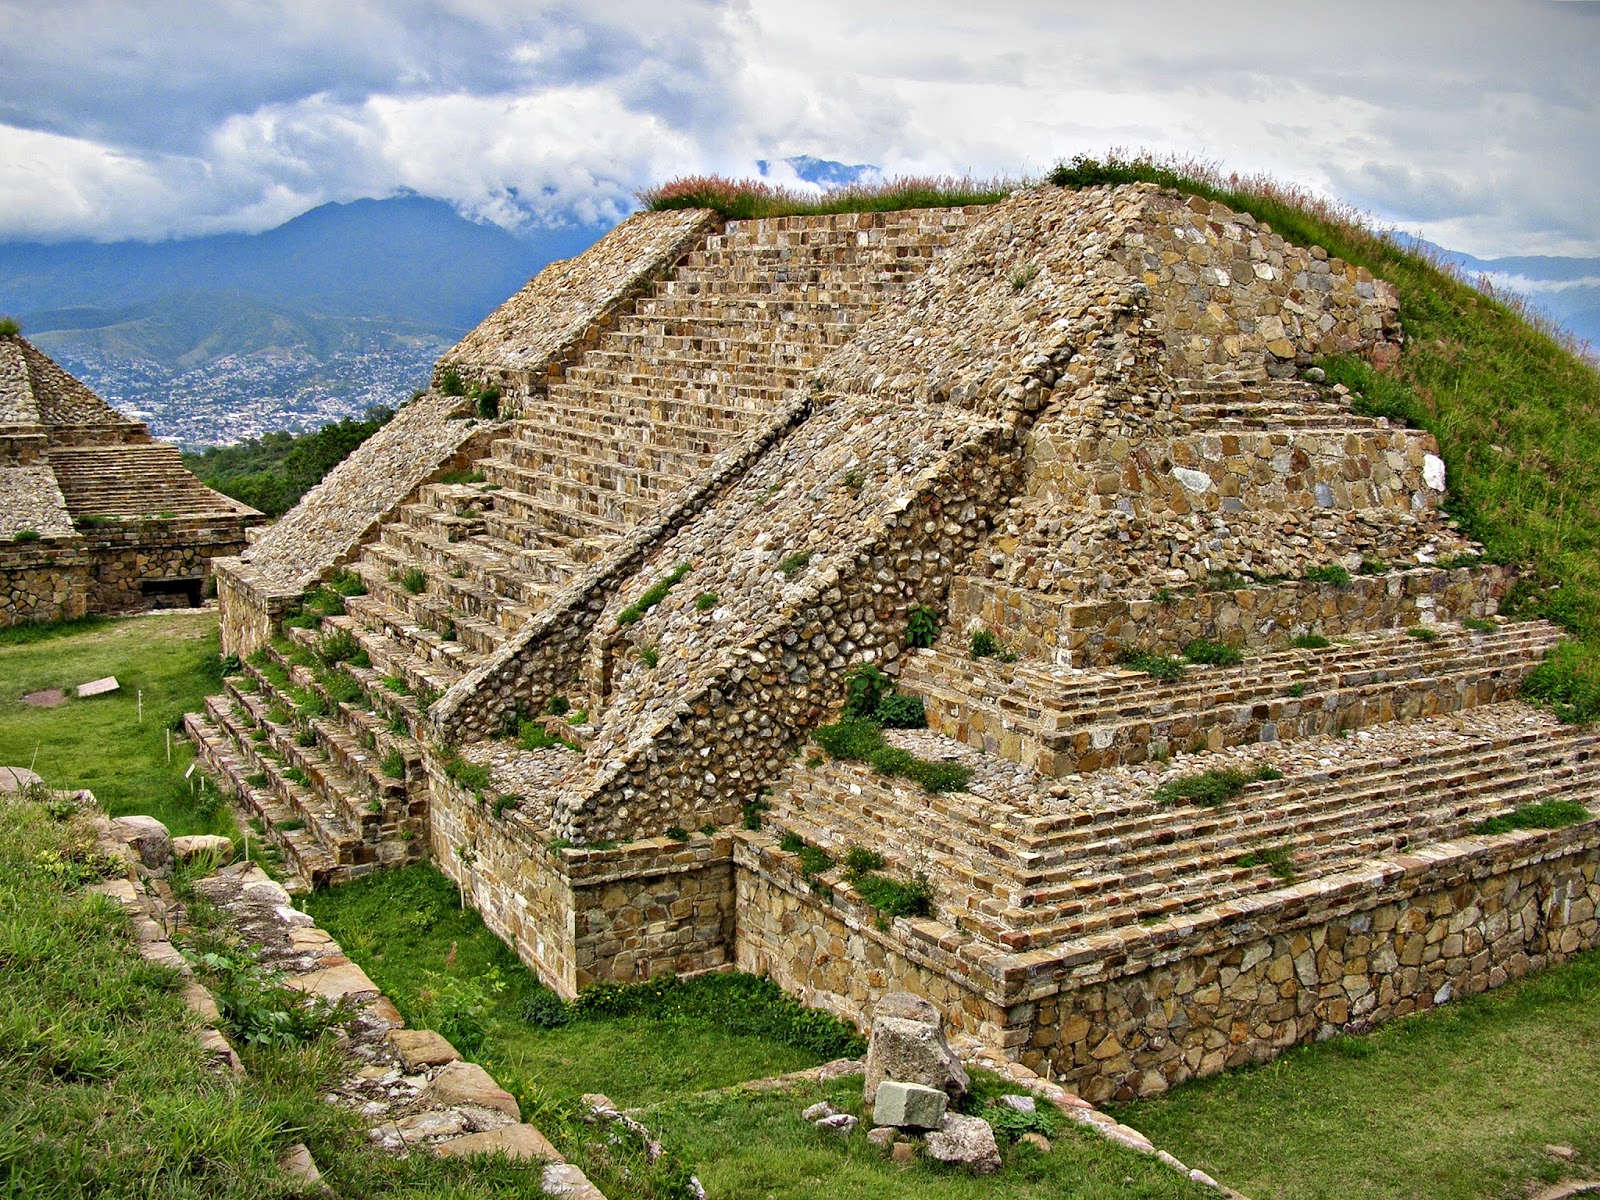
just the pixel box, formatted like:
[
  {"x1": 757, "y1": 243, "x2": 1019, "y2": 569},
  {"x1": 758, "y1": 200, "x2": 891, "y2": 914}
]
[
  {"x1": 0, "y1": 188, "x2": 1593, "y2": 448},
  {"x1": 0, "y1": 195, "x2": 606, "y2": 445}
]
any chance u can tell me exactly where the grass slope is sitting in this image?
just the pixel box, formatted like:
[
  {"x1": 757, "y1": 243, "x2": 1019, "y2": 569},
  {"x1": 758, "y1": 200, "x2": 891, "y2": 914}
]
[
  {"x1": 0, "y1": 612, "x2": 233, "y2": 836},
  {"x1": 1115, "y1": 949, "x2": 1600, "y2": 1200},
  {"x1": 0, "y1": 791, "x2": 554, "y2": 1198},
  {"x1": 640, "y1": 1074, "x2": 1210, "y2": 1200},
  {"x1": 304, "y1": 863, "x2": 829, "y2": 1107}
]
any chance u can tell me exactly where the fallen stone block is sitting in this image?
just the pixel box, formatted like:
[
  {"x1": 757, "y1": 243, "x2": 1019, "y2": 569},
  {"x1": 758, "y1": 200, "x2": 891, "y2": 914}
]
[
  {"x1": 277, "y1": 1142, "x2": 321, "y2": 1186},
  {"x1": 872, "y1": 1080, "x2": 948, "y2": 1130},
  {"x1": 815, "y1": 1113, "x2": 858, "y2": 1136},
  {"x1": 800, "y1": 1101, "x2": 837, "y2": 1122},
  {"x1": 171, "y1": 834, "x2": 233, "y2": 865},
  {"x1": 542, "y1": 1163, "x2": 608, "y2": 1199},
  {"x1": 863, "y1": 992, "x2": 969, "y2": 1104},
  {"x1": 997, "y1": 1093, "x2": 1036, "y2": 1113},
  {"x1": 112, "y1": 815, "x2": 173, "y2": 873},
  {"x1": 287, "y1": 962, "x2": 380, "y2": 1004},
  {"x1": 436, "y1": 1123, "x2": 562, "y2": 1162},
  {"x1": 924, "y1": 1113, "x2": 1001, "y2": 1174}
]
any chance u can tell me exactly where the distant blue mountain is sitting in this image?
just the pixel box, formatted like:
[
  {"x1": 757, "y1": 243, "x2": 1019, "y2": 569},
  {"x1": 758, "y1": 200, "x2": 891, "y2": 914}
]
[
  {"x1": 0, "y1": 195, "x2": 607, "y2": 333},
  {"x1": 0, "y1": 196, "x2": 610, "y2": 443}
]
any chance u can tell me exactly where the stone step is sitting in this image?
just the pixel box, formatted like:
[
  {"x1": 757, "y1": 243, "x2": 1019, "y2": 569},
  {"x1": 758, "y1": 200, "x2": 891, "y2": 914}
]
[
  {"x1": 343, "y1": 594, "x2": 478, "y2": 687},
  {"x1": 477, "y1": 454, "x2": 692, "y2": 524},
  {"x1": 355, "y1": 541, "x2": 538, "y2": 640},
  {"x1": 904, "y1": 622, "x2": 1563, "y2": 773},
  {"x1": 497, "y1": 423, "x2": 717, "y2": 480},
  {"x1": 479, "y1": 482, "x2": 632, "y2": 545},
  {"x1": 47, "y1": 444, "x2": 241, "y2": 517},
  {"x1": 540, "y1": 379, "x2": 777, "y2": 430},
  {"x1": 378, "y1": 518, "x2": 570, "y2": 605}
]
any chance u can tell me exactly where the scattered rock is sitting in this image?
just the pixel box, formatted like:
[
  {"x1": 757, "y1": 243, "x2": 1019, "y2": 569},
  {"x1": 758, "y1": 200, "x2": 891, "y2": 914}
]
[
  {"x1": 287, "y1": 961, "x2": 381, "y2": 1004},
  {"x1": 198, "y1": 1027, "x2": 243, "y2": 1074},
  {"x1": 419, "y1": 1061, "x2": 520, "y2": 1121},
  {"x1": 800, "y1": 1101, "x2": 837, "y2": 1122},
  {"x1": 863, "y1": 992, "x2": 969, "y2": 1104},
  {"x1": 396, "y1": 1109, "x2": 467, "y2": 1140},
  {"x1": 111, "y1": 815, "x2": 173, "y2": 873},
  {"x1": 76, "y1": 675, "x2": 119, "y2": 698},
  {"x1": 872, "y1": 1080, "x2": 948, "y2": 1130},
  {"x1": 436, "y1": 1123, "x2": 562, "y2": 1162},
  {"x1": 277, "y1": 1142, "x2": 322, "y2": 1186},
  {"x1": 1547, "y1": 1146, "x2": 1580, "y2": 1161},
  {"x1": 815, "y1": 1113, "x2": 859, "y2": 1136},
  {"x1": 890, "y1": 1140, "x2": 918, "y2": 1166},
  {"x1": 923, "y1": 1113, "x2": 1002, "y2": 1174},
  {"x1": 1019, "y1": 1132, "x2": 1052, "y2": 1153},
  {"x1": 0, "y1": 766, "x2": 44, "y2": 790},
  {"x1": 580, "y1": 1093, "x2": 620, "y2": 1122},
  {"x1": 997, "y1": 1093, "x2": 1037, "y2": 1113},
  {"x1": 867, "y1": 1126, "x2": 896, "y2": 1150},
  {"x1": 542, "y1": 1163, "x2": 609, "y2": 1199},
  {"x1": 1303, "y1": 366, "x2": 1327, "y2": 383},
  {"x1": 388, "y1": 1029, "x2": 460, "y2": 1071},
  {"x1": 181, "y1": 982, "x2": 221, "y2": 1024},
  {"x1": 171, "y1": 834, "x2": 233, "y2": 864}
]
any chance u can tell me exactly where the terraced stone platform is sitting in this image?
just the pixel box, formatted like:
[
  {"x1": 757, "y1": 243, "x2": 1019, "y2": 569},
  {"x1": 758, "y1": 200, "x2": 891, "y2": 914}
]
[{"x1": 194, "y1": 182, "x2": 1598, "y2": 1105}]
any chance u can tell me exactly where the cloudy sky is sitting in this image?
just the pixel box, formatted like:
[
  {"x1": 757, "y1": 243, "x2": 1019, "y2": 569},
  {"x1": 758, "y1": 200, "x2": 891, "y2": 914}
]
[{"x1": 1, "y1": 0, "x2": 1596, "y2": 257}]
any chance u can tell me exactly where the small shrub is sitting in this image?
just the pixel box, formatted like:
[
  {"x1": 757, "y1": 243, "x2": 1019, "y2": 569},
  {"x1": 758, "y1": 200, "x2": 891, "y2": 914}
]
[
  {"x1": 318, "y1": 628, "x2": 359, "y2": 665},
  {"x1": 906, "y1": 603, "x2": 941, "y2": 649},
  {"x1": 383, "y1": 674, "x2": 411, "y2": 695},
  {"x1": 852, "y1": 871, "x2": 935, "y2": 923},
  {"x1": 1236, "y1": 845, "x2": 1298, "y2": 881},
  {"x1": 779, "y1": 832, "x2": 806, "y2": 853},
  {"x1": 971, "y1": 630, "x2": 1002, "y2": 659},
  {"x1": 869, "y1": 745, "x2": 919, "y2": 777},
  {"x1": 521, "y1": 988, "x2": 572, "y2": 1029},
  {"x1": 904, "y1": 758, "x2": 973, "y2": 793},
  {"x1": 1359, "y1": 558, "x2": 1391, "y2": 575},
  {"x1": 843, "y1": 847, "x2": 887, "y2": 877},
  {"x1": 1406, "y1": 626, "x2": 1439, "y2": 642},
  {"x1": 519, "y1": 721, "x2": 579, "y2": 752},
  {"x1": 395, "y1": 566, "x2": 427, "y2": 594},
  {"x1": 295, "y1": 727, "x2": 317, "y2": 748},
  {"x1": 411, "y1": 966, "x2": 504, "y2": 1055},
  {"x1": 1287, "y1": 682, "x2": 1308, "y2": 698},
  {"x1": 842, "y1": 469, "x2": 863, "y2": 490},
  {"x1": 695, "y1": 591, "x2": 720, "y2": 611},
  {"x1": 0, "y1": 316, "x2": 19, "y2": 336},
  {"x1": 842, "y1": 663, "x2": 893, "y2": 720},
  {"x1": 873, "y1": 692, "x2": 927, "y2": 729},
  {"x1": 1292, "y1": 633, "x2": 1332, "y2": 650},
  {"x1": 493, "y1": 794, "x2": 522, "y2": 818},
  {"x1": 439, "y1": 619, "x2": 457, "y2": 642},
  {"x1": 1473, "y1": 799, "x2": 1589, "y2": 835},
  {"x1": 380, "y1": 748, "x2": 406, "y2": 779},
  {"x1": 1153, "y1": 767, "x2": 1251, "y2": 807},
  {"x1": 545, "y1": 694, "x2": 571, "y2": 717},
  {"x1": 1009, "y1": 263, "x2": 1039, "y2": 292},
  {"x1": 1304, "y1": 564, "x2": 1353, "y2": 588},
  {"x1": 443, "y1": 755, "x2": 491, "y2": 793},
  {"x1": 1118, "y1": 649, "x2": 1187, "y2": 681},
  {"x1": 1463, "y1": 617, "x2": 1499, "y2": 632},
  {"x1": 475, "y1": 384, "x2": 501, "y2": 419},
  {"x1": 665, "y1": 825, "x2": 689, "y2": 842},
  {"x1": 638, "y1": 645, "x2": 660, "y2": 669},
  {"x1": 617, "y1": 562, "x2": 691, "y2": 625},
  {"x1": 796, "y1": 845, "x2": 835, "y2": 878},
  {"x1": 1184, "y1": 638, "x2": 1243, "y2": 667},
  {"x1": 813, "y1": 718, "x2": 886, "y2": 761},
  {"x1": 329, "y1": 570, "x2": 367, "y2": 596},
  {"x1": 438, "y1": 368, "x2": 466, "y2": 396},
  {"x1": 778, "y1": 552, "x2": 812, "y2": 580},
  {"x1": 12, "y1": 529, "x2": 41, "y2": 542}
]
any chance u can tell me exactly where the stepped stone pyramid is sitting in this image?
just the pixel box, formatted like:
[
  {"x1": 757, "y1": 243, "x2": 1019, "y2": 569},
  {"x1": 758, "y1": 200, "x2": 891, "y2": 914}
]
[
  {"x1": 0, "y1": 332, "x2": 261, "y2": 624},
  {"x1": 191, "y1": 183, "x2": 1600, "y2": 1102}
]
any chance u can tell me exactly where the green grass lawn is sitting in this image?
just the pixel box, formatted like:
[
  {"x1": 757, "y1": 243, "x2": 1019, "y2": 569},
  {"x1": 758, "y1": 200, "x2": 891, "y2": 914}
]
[
  {"x1": 0, "y1": 611, "x2": 233, "y2": 837},
  {"x1": 639, "y1": 1073, "x2": 1210, "y2": 1200},
  {"x1": 305, "y1": 863, "x2": 833, "y2": 1107},
  {"x1": 1114, "y1": 949, "x2": 1600, "y2": 1200},
  {"x1": 0, "y1": 790, "x2": 555, "y2": 1199}
]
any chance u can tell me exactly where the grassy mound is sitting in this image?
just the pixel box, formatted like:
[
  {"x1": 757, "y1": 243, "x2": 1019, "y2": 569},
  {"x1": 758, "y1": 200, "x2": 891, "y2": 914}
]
[{"x1": 639, "y1": 174, "x2": 1015, "y2": 220}]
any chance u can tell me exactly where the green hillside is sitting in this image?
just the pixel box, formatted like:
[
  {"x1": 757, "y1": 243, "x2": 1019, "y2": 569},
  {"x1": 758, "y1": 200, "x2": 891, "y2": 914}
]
[{"x1": 183, "y1": 407, "x2": 395, "y2": 517}]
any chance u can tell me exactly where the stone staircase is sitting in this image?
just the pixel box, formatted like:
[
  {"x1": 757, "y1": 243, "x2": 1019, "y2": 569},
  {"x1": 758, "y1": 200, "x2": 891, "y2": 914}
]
[
  {"x1": 48, "y1": 442, "x2": 250, "y2": 519},
  {"x1": 188, "y1": 207, "x2": 975, "y2": 886},
  {"x1": 763, "y1": 372, "x2": 1578, "y2": 965}
]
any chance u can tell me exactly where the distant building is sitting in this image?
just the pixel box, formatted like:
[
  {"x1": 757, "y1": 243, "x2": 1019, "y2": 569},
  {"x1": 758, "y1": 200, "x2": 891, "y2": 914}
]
[{"x1": 0, "y1": 331, "x2": 262, "y2": 625}]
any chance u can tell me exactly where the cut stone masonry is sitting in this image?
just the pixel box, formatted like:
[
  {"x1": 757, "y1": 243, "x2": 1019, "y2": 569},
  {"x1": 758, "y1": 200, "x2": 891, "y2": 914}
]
[{"x1": 194, "y1": 181, "x2": 1598, "y2": 1104}]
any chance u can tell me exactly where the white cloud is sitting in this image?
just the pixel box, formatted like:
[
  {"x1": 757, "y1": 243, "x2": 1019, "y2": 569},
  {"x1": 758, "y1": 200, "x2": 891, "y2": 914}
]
[{"x1": 0, "y1": 0, "x2": 1594, "y2": 256}]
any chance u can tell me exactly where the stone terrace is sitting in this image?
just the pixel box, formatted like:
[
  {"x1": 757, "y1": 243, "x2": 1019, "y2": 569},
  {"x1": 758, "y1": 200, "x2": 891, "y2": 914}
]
[{"x1": 194, "y1": 183, "x2": 1598, "y2": 1104}]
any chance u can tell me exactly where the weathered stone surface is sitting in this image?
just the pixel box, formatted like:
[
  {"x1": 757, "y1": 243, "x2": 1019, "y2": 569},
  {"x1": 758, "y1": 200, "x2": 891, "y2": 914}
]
[
  {"x1": 389, "y1": 1028, "x2": 460, "y2": 1071},
  {"x1": 181, "y1": 982, "x2": 221, "y2": 1024},
  {"x1": 872, "y1": 1081, "x2": 948, "y2": 1130},
  {"x1": 277, "y1": 1143, "x2": 321, "y2": 1185},
  {"x1": 287, "y1": 962, "x2": 381, "y2": 1004},
  {"x1": 435, "y1": 1123, "x2": 561, "y2": 1162},
  {"x1": 172, "y1": 834, "x2": 232, "y2": 864},
  {"x1": 420, "y1": 1061, "x2": 521, "y2": 1121},
  {"x1": 112, "y1": 815, "x2": 172, "y2": 873},
  {"x1": 815, "y1": 1113, "x2": 858, "y2": 1136},
  {"x1": 924, "y1": 1113, "x2": 1001, "y2": 1174},
  {"x1": 864, "y1": 993, "x2": 969, "y2": 1104},
  {"x1": 541, "y1": 1163, "x2": 608, "y2": 1199},
  {"x1": 890, "y1": 1140, "x2": 918, "y2": 1165},
  {"x1": 800, "y1": 1101, "x2": 836, "y2": 1122},
  {"x1": 0, "y1": 766, "x2": 43, "y2": 791}
]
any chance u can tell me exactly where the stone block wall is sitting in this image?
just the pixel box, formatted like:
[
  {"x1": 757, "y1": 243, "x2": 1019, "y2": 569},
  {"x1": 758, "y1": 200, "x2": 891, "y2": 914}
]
[
  {"x1": 79, "y1": 518, "x2": 251, "y2": 612},
  {"x1": 1125, "y1": 191, "x2": 1401, "y2": 378},
  {"x1": 429, "y1": 766, "x2": 735, "y2": 997},
  {"x1": 949, "y1": 564, "x2": 1513, "y2": 667},
  {"x1": 0, "y1": 537, "x2": 89, "y2": 626}
]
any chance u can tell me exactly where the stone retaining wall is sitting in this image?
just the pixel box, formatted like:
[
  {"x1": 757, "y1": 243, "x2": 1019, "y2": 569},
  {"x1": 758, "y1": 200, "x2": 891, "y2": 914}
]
[
  {"x1": 0, "y1": 536, "x2": 89, "y2": 625},
  {"x1": 429, "y1": 768, "x2": 736, "y2": 996},
  {"x1": 727, "y1": 819, "x2": 1600, "y2": 1104},
  {"x1": 950, "y1": 564, "x2": 1512, "y2": 667}
]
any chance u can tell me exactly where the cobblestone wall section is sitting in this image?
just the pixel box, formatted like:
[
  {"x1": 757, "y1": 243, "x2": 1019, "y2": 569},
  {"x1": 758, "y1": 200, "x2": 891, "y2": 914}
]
[
  {"x1": 438, "y1": 209, "x2": 720, "y2": 396},
  {"x1": 1126, "y1": 191, "x2": 1402, "y2": 378},
  {"x1": 0, "y1": 539, "x2": 89, "y2": 625},
  {"x1": 431, "y1": 392, "x2": 815, "y2": 738},
  {"x1": 951, "y1": 564, "x2": 1512, "y2": 667},
  {"x1": 0, "y1": 466, "x2": 74, "y2": 537}
]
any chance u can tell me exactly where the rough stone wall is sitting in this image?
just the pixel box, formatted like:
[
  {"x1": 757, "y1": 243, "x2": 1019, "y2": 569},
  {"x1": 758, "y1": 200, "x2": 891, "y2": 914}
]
[
  {"x1": 438, "y1": 208, "x2": 719, "y2": 400},
  {"x1": 1124, "y1": 191, "x2": 1401, "y2": 378},
  {"x1": 733, "y1": 821, "x2": 1600, "y2": 1103},
  {"x1": 0, "y1": 539, "x2": 89, "y2": 626},
  {"x1": 951, "y1": 565, "x2": 1512, "y2": 667},
  {"x1": 431, "y1": 393, "x2": 814, "y2": 739},
  {"x1": 1020, "y1": 824, "x2": 1600, "y2": 1102},
  {"x1": 429, "y1": 767, "x2": 736, "y2": 996},
  {"x1": 546, "y1": 398, "x2": 1021, "y2": 842},
  {"x1": 79, "y1": 518, "x2": 251, "y2": 611},
  {"x1": 0, "y1": 466, "x2": 74, "y2": 537}
]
